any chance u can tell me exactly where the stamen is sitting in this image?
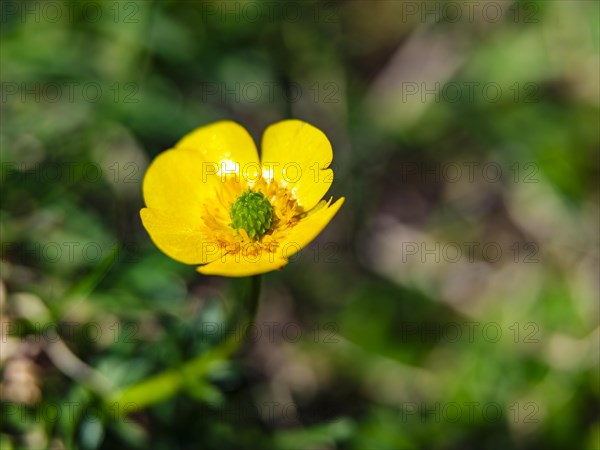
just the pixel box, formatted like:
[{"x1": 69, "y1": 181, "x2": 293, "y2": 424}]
[{"x1": 230, "y1": 190, "x2": 275, "y2": 240}]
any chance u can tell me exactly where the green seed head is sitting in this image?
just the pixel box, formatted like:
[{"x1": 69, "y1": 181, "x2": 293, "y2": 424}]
[{"x1": 230, "y1": 190, "x2": 274, "y2": 240}]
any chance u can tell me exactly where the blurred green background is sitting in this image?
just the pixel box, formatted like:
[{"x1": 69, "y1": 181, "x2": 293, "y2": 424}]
[{"x1": 1, "y1": 1, "x2": 599, "y2": 449}]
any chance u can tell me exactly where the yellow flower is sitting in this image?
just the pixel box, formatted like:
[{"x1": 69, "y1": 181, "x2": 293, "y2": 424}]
[{"x1": 140, "y1": 120, "x2": 345, "y2": 277}]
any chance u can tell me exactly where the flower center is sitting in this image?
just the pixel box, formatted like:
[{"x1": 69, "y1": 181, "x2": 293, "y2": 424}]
[{"x1": 229, "y1": 190, "x2": 274, "y2": 240}]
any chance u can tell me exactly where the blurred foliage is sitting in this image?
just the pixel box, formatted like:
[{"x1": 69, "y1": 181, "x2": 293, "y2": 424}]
[{"x1": 1, "y1": 0, "x2": 599, "y2": 449}]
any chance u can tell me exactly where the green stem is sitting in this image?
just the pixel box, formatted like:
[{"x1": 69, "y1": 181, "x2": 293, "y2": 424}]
[
  {"x1": 107, "y1": 276, "x2": 262, "y2": 414},
  {"x1": 223, "y1": 275, "x2": 262, "y2": 353}
]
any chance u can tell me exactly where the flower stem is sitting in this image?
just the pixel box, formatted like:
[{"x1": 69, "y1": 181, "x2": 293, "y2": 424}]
[
  {"x1": 217, "y1": 275, "x2": 261, "y2": 356},
  {"x1": 107, "y1": 275, "x2": 262, "y2": 415},
  {"x1": 237, "y1": 275, "x2": 262, "y2": 341}
]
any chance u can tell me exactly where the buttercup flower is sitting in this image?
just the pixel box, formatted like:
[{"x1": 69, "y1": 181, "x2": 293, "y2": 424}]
[{"x1": 140, "y1": 120, "x2": 344, "y2": 277}]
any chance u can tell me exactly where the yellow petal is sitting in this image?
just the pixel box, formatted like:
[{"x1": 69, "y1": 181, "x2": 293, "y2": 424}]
[
  {"x1": 141, "y1": 208, "x2": 222, "y2": 264},
  {"x1": 261, "y1": 120, "x2": 334, "y2": 211},
  {"x1": 279, "y1": 197, "x2": 345, "y2": 258},
  {"x1": 196, "y1": 252, "x2": 288, "y2": 277},
  {"x1": 142, "y1": 148, "x2": 220, "y2": 213},
  {"x1": 176, "y1": 121, "x2": 260, "y2": 181}
]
